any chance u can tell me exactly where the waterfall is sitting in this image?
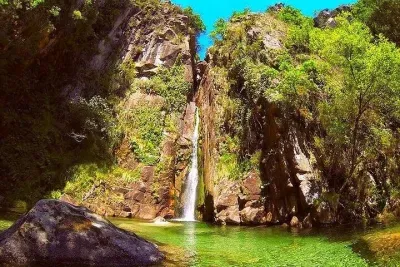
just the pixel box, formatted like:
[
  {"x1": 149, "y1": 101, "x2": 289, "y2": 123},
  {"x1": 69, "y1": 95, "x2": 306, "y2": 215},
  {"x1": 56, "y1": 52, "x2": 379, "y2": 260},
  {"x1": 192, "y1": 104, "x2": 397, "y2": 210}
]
[{"x1": 182, "y1": 108, "x2": 200, "y2": 221}]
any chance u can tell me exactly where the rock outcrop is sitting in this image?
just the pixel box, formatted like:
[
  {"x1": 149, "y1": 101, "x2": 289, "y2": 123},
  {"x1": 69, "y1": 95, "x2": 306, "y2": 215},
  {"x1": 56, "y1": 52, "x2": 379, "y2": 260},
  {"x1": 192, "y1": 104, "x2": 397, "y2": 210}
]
[
  {"x1": 195, "y1": 11, "x2": 325, "y2": 227},
  {"x1": 314, "y1": 5, "x2": 352, "y2": 28},
  {"x1": 0, "y1": 200, "x2": 164, "y2": 266},
  {"x1": 215, "y1": 174, "x2": 267, "y2": 225}
]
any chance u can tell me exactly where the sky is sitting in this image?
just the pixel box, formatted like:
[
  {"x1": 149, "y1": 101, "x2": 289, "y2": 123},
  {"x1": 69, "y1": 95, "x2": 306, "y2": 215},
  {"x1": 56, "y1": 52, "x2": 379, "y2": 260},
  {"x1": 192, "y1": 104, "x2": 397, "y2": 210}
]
[{"x1": 172, "y1": 0, "x2": 357, "y2": 58}]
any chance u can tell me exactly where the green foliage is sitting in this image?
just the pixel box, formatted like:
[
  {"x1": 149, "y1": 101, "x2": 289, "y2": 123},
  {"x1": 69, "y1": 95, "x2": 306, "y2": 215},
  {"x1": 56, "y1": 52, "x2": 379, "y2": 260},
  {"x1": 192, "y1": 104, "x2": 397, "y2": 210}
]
[
  {"x1": 217, "y1": 151, "x2": 260, "y2": 181},
  {"x1": 277, "y1": 6, "x2": 305, "y2": 26},
  {"x1": 241, "y1": 60, "x2": 279, "y2": 103},
  {"x1": 354, "y1": 0, "x2": 400, "y2": 45},
  {"x1": 120, "y1": 104, "x2": 164, "y2": 165},
  {"x1": 286, "y1": 19, "x2": 313, "y2": 52},
  {"x1": 72, "y1": 10, "x2": 83, "y2": 20},
  {"x1": 309, "y1": 15, "x2": 400, "y2": 191},
  {"x1": 119, "y1": 58, "x2": 137, "y2": 87},
  {"x1": 231, "y1": 8, "x2": 251, "y2": 21},
  {"x1": 142, "y1": 64, "x2": 191, "y2": 113},
  {"x1": 210, "y1": 18, "x2": 228, "y2": 41},
  {"x1": 209, "y1": 4, "x2": 400, "y2": 219},
  {"x1": 0, "y1": 0, "x2": 133, "y2": 204},
  {"x1": 183, "y1": 7, "x2": 205, "y2": 35}
]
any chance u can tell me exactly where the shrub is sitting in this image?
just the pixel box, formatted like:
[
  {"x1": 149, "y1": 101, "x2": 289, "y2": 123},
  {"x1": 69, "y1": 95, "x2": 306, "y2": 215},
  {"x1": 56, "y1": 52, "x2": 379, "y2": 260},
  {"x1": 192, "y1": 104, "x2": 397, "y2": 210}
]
[
  {"x1": 145, "y1": 64, "x2": 191, "y2": 113},
  {"x1": 120, "y1": 104, "x2": 164, "y2": 165}
]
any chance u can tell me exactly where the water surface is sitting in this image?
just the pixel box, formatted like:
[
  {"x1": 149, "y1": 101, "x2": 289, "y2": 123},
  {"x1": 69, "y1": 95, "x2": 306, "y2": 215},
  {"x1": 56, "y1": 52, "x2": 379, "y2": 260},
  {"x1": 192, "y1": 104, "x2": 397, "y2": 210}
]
[
  {"x1": 1, "y1": 212, "x2": 400, "y2": 266},
  {"x1": 110, "y1": 218, "x2": 400, "y2": 267},
  {"x1": 171, "y1": 0, "x2": 357, "y2": 58}
]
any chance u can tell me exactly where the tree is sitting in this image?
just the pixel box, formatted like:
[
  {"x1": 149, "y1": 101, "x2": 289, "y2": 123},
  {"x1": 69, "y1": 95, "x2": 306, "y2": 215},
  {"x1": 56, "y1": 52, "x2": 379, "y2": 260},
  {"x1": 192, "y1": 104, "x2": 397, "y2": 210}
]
[
  {"x1": 354, "y1": 0, "x2": 400, "y2": 45},
  {"x1": 310, "y1": 16, "x2": 400, "y2": 192}
]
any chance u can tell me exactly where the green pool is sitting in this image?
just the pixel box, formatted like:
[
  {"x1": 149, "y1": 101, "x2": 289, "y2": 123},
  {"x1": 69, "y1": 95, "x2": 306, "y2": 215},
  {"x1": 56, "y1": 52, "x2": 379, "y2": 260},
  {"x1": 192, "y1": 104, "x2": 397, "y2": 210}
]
[
  {"x1": 1, "y1": 212, "x2": 399, "y2": 266},
  {"x1": 110, "y1": 218, "x2": 400, "y2": 267}
]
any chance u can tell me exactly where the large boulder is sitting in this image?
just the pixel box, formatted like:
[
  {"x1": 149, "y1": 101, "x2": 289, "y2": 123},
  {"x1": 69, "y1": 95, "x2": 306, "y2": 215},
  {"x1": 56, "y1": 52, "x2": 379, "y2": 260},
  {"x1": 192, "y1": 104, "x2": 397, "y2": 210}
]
[{"x1": 0, "y1": 200, "x2": 164, "y2": 266}]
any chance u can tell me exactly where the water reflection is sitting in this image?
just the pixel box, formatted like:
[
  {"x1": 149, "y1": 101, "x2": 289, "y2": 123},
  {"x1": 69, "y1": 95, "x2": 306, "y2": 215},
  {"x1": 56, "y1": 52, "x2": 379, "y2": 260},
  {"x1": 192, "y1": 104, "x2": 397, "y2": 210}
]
[{"x1": 182, "y1": 222, "x2": 197, "y2": 265}]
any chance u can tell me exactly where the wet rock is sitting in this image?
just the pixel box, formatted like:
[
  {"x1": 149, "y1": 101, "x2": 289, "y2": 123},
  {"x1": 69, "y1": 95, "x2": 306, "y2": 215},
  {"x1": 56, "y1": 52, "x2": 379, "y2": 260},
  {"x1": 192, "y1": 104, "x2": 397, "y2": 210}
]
[
  {"x1": 242, "y1": 173, "x2": 262, "y2": 200},
  {"x1": 0, "y1": 200, "x2": 164, "y2": 266},
  {"x1": 281, "y1": 223, "x2": 289, "y2": 228},
  {"x1": 265, "y1": 212, "x2": 275, "y2": 223},
  {"x1": 240, "y1": 207, "x2": 266, "y2": 225},
  {"x1": 215, "y1": 180, "x2": 241, "y2": 211},
  {"x1": 215, "y1": 206, "x2": 240, "y2": 225},
  {"x1": 290, "y1": 216, "x2": 301, "y2": 228},
  {"x1": 119, "y1": 211, "x2": 132, "y2": 218},
  {"x1": 137, "y1": 204, "x2": 158, "y2": 220},
  {"x1": 302, "y1": 214, "x2": 313, "y2": 228}
]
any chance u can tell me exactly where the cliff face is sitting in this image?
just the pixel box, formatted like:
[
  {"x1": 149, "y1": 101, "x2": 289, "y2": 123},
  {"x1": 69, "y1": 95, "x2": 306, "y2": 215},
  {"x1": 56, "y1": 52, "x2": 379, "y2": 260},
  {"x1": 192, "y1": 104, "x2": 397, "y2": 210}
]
[
  {"x1": 194, "y1": 4, "x2": 400, "y2": 227},
  {"x1": 1, "y1": 0, "x2": 201, "y2": 219},
  {"x1": 196, "y1": 63, "x2": 321, "y2": 226},
  {"x1": 60, "y1": 1, "x2": 201, "y2": 219},
  {"x1": 194, "y1": 7, "x2": 353, "y2": 226}
]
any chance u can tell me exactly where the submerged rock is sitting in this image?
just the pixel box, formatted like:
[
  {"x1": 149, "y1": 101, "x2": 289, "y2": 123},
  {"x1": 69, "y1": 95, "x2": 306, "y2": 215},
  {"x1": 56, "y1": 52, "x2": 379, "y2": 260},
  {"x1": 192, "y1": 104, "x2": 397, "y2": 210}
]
[
  {"x1": 0, "y1": 199, "x2": 164, "y2": 266},
  {"x1": 152, "y1": 216, "x2": 167, "y2": 223}
]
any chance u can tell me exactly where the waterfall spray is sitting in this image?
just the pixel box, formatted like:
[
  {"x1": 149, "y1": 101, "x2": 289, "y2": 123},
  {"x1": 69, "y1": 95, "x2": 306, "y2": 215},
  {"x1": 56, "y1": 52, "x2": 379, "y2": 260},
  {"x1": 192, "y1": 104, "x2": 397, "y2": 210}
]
[{"x1": 182, "y1": 108, "x2": 200, "y2": 221}]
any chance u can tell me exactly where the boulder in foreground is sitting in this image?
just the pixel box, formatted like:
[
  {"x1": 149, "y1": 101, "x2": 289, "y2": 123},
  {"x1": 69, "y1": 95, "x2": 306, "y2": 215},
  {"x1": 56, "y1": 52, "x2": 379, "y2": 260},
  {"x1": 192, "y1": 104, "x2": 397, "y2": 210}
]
[{"x1": 0, "y1": 199, "x2": 164, "y2": 266}]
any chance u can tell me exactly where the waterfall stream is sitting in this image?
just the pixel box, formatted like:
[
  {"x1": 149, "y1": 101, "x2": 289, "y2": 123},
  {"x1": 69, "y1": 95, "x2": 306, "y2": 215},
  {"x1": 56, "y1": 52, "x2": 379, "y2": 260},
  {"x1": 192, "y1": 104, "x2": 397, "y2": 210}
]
[{"x1": 182, "y1": 108, "x2": 200, "y2": 221}]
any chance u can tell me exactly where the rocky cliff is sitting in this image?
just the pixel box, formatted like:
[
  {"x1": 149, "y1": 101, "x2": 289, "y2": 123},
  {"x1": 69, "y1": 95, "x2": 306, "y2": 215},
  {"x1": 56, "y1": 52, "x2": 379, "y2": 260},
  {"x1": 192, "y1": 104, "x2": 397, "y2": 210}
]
[
  {"x1": 2, "y1": 1, "x2": 399, "y2": 227},
  {"x1": 193, "y1": 5, "x2": 400, "y2": 226},
  {"x1": 1, "y1": 0, "x2": 203, "y2": 220},
  {"x1": 59, "y1": 0, "x2": 203, "y2": 220}
]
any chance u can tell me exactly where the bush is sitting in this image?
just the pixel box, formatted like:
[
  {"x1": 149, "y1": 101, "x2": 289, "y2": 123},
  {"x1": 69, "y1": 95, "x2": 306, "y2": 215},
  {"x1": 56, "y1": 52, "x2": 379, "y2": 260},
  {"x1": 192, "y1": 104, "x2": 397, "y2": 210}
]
[
  {"x1": 145, "y1": 64, "x2": 191, "y2": 113},
  {"x1": 120, "y1": 104, "x2": 164, "y2": 165},
  {"x1": 277, "y1": 6, "x2": 305, "y2": 26}
]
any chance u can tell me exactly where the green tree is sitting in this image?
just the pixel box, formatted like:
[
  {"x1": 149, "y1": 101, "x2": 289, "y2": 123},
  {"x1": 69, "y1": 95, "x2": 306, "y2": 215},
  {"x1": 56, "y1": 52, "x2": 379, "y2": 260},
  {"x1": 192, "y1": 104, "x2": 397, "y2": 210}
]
[
  {"x1": 310, "y1": 16, "x2": 400, "y2": 192},
  {"x1": 354, "y1": 0, "x2": 400, "y2": 45},
  {"x1": 183, "y1": 7, "x2": 205, "y2": 35}
]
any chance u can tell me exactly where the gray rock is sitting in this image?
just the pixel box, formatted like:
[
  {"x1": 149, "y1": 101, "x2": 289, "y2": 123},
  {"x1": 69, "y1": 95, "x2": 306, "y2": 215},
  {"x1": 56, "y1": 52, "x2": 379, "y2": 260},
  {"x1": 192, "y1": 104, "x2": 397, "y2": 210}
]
[
  {"x1": 314, "y1": 5, "x2": 351, "y2": 28},
  {"x1": 240, "y1": 207, "x2": 266, "y2": 225},
  {"x1": 215, "y1": 206, "x2": 241, "y2": 225},
  {"x1": 0, "y1": 200, "x2": 164, "y2": 266},
  {"x1": 263, "y1": 34, "x2": 282, "y2": 50}
]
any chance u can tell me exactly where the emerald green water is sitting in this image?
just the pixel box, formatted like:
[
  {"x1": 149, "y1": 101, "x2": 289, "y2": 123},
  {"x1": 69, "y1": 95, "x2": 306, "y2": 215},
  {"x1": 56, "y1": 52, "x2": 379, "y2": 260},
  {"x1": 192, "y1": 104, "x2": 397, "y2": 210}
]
[
  {"x1": 1, "y1": 212, "x2": 400, "y2": 266},
  {"x1": 110, "y1": 219, "x2": 397, "y2": 267}
]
